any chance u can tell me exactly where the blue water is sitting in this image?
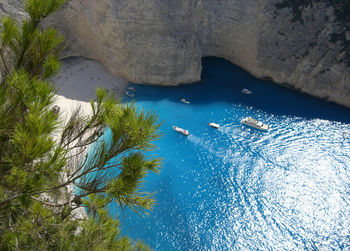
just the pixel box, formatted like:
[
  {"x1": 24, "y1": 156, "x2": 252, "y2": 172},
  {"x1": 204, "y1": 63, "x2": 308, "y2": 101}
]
[{"x1": 116, "y1": 57, "x2": 350, "y2": 250}]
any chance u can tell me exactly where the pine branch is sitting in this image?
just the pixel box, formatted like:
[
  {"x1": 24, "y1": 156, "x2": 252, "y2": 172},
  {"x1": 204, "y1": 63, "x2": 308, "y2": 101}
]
[{"x1": 0, "y1": 47, "x2": 10, "y2": 76}]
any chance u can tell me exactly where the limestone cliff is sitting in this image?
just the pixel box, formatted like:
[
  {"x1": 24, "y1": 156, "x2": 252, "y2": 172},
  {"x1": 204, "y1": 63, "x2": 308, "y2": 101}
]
[
  {"x1": 0, "y1": 0, "x2": 26, "y2": 19},
  {"x1": 2, "y1": 1, "x2": 349, "y2": 107}
]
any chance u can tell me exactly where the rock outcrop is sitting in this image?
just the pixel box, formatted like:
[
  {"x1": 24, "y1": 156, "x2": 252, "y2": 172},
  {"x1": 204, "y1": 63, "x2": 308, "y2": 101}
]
[
  {"x1": 0, "y1": 0, "x2": 26, "y2": 19},
  {"x1": 2, "y1": 1, "x2": 350, "y2": 107}
]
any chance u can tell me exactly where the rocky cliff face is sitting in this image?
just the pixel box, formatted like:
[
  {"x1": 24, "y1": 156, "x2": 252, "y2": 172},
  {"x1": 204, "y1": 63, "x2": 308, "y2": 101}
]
[
  {"x1": 2, "y1": 1, "x2": 349, "y2": 107},
  {"x1": 0, "y1": 0, "x2": 26, "y2": 19}
]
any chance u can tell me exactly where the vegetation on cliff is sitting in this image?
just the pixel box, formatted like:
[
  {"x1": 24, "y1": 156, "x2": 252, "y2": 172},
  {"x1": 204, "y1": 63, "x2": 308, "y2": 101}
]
[
  {"x1": 275, "y1": 0, "x2": 350, "y2": 65},
  {"x1": 0, "y1": 0, "x2": 161, "y2": 250},
  {"x1": 275, "y1": 0, "x2": 350, "y2": 23}
]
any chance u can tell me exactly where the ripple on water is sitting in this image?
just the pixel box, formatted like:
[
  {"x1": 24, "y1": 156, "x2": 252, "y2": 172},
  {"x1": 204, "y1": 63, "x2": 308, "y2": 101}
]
[{"x1": 116, "y1": 58, "x2": 350, "y2": 250}]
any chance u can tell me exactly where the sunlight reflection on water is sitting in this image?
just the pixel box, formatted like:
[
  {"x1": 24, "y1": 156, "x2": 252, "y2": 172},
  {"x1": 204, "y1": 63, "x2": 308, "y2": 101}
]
[{"x1": 117, "y1": 58, "x2": 350, "y2": 250}]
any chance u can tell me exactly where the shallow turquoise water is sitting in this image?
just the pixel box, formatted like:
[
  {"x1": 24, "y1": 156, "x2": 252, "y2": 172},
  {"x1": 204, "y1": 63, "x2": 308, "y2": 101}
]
[{"x1": 116, "y1": 58, "x2": 350, "y2": 250}]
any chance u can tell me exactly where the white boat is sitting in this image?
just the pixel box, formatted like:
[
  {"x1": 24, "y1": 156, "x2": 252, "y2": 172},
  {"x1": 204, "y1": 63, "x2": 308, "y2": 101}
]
[
  {"x1": 125, "y1": 91, "x2": 134, "y2": 98},
  {"x1": 180, "y1": 98, "x2": 190, "y2": 104},
  {"x1": 172, "y1": 126, "x2": 189, "y2": 136},
  {"x1": 128, "y1": 87, "x2": 136, "y2": 92},
  {"x1": 241, "y1": 88, "x2": 252, "y2": 95},
  {"x1": 208, "y1": 122, "x2": 220, "y2": 129},
  {"x1": 241, "y1": 117, "x2": 269, "y2": 131}
]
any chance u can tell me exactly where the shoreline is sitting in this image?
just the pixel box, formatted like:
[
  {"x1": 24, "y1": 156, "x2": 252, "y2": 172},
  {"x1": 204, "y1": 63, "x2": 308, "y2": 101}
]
[
  {"x1": 52, "y1": 57, "x2": 128, "y2": 218},
  {"x1": 53, "y1": 56, "x2": 128, "y2": 113}
]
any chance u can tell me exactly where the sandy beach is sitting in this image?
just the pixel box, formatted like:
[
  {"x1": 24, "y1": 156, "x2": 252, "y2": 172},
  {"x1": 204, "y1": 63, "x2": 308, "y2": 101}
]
[
  {"x1": 51, "y1": 57, "x2": 128, "y2": 217},
  {"x1": 53, "y1": 57, "x2": 128, "y2": 118}
]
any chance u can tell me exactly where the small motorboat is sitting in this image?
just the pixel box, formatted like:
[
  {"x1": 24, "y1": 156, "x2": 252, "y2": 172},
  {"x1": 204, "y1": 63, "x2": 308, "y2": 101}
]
[
  {"x1": 241, "y1": 117, "x2": 269, "y2": 131},
  {"x1": 125, "y1": 91, "x2": 134, "y2": 98},
  {"x1": 208, "y1": 122, "x2": 220, "y2": 129},
  {"x1": 180, "y1": 98, "x2": 190, "y2": 104},
  {"x1": 128, "y1": 87, "x2": 136, "y2": 92},
  {"x1": 172, "y1": 126, "x2": 189, "y2": 136},
  {"x1": 241, "y1": 88, "x2": 252, "y2": 95}
]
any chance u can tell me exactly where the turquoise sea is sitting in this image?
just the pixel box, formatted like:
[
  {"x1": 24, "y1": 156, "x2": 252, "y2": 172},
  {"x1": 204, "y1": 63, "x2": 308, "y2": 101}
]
[{"x1": 116, "y1": 58, "x2": 350, "y2": 250}]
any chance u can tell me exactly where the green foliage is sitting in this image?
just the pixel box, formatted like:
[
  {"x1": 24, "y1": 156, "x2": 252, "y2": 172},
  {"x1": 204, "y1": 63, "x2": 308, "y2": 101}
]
[
  {"x1": 25, "y1": 0, "x2": 67, "y2": 21},
  {"x1": 275, "y1": 0, "x2": 313, "y2": 23},
  {"x1": 275, "y1": 0, "x2": 350, "y2": 66},
  {"x1": 0, "y1": 0, "x2": 161, "y2": 250},
  {"x1": 275, "y1": 0, "x2": 350, "y2": 23},
  {"x1": 1, "y1": 17, "x2": 19, "y2": 46}
]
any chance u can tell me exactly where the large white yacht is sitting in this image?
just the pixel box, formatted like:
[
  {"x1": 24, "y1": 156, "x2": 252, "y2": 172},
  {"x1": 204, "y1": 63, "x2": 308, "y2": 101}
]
[{"x1": 241, "y1": 117, "x2": 269, "y2": 131}]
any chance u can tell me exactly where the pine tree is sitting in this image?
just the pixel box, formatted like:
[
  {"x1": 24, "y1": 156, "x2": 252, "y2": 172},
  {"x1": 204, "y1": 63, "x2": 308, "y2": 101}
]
[{"x1": 0, "y1": 1, "x2": 161, "y2": 250}]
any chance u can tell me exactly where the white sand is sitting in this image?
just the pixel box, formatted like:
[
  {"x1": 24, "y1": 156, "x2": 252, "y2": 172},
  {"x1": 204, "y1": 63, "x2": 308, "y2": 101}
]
[
  {"x1": 51, "y1": 57, "x2": 128, "y2": 218},
  {"x1": 53, "y1": 57, "x2": 128, "y2": 118}
]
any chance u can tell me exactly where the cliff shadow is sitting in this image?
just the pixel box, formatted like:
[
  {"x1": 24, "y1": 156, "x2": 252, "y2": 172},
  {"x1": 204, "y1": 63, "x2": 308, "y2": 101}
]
[{"x1": 127, "y1": 57, "x2": 350, "y2": 124}]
